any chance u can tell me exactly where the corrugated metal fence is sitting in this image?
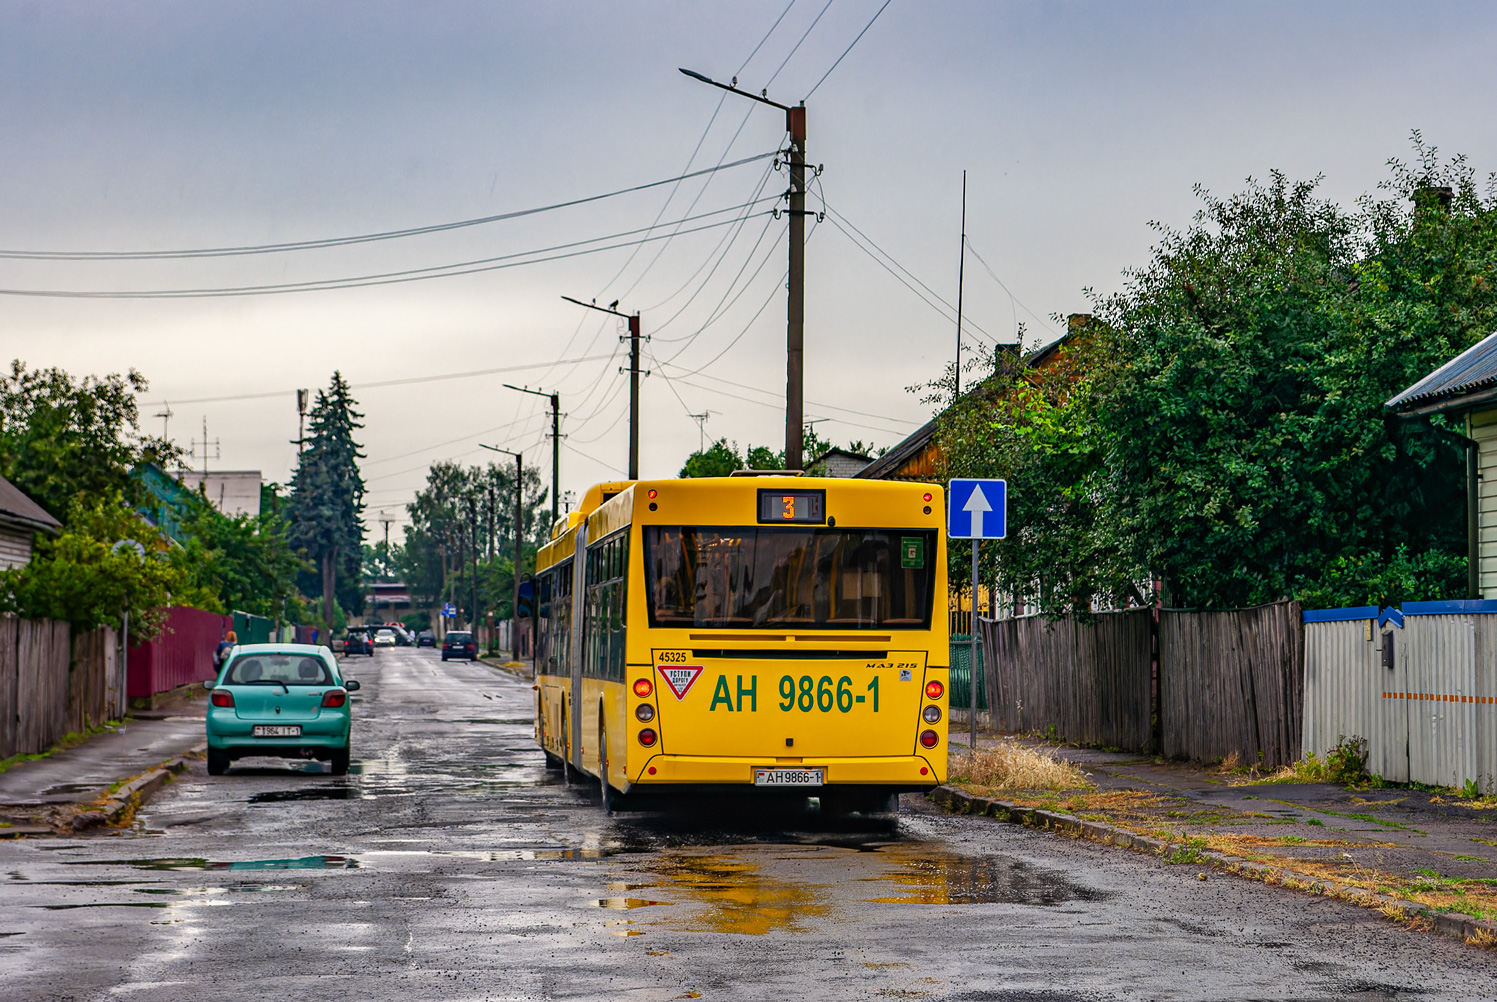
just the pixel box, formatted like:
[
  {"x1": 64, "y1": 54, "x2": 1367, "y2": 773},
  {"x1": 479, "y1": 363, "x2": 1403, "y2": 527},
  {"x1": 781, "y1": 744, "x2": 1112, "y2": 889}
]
[
  {"x1": 949, "y1": 635, "x2": 986, "y2": 712},
  {"x1": 1304, "y1": 600, "x2": 1497, "y2": 794},
  {"x1": 0, "y1": 614, "x2": 123, "y2": 758},
  {"x1": 980, "y1": 609, "x2": 1154, "y2": 752}
]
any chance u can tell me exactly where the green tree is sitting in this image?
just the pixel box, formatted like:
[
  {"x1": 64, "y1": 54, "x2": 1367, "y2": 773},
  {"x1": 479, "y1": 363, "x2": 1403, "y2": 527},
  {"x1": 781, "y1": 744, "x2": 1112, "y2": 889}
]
[
  {"x1": 0, "y1": 361, "x2": 176, "y2": 519},
  {"x1": 288, "y1": 373, "x2": 366, "y2": 627},
  {"x1": 0, "y1": 493, "x2": 214, "y2": 635},
  {"x1": 172, "y1": 489, "x2": 309, "y2": 620}
]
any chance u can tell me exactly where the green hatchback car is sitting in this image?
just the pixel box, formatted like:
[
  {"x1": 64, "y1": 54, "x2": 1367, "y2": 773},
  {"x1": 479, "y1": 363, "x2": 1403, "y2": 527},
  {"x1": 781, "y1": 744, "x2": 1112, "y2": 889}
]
[{"x1": 204, "y1": 644, "x2": 360, "y2": 776}]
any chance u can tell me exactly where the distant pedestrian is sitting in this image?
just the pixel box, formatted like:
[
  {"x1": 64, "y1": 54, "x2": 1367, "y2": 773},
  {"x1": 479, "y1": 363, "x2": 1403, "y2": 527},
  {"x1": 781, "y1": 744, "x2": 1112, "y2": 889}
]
[{"x1": 214, "y1": 630, "x2": 238, "y2": 672}]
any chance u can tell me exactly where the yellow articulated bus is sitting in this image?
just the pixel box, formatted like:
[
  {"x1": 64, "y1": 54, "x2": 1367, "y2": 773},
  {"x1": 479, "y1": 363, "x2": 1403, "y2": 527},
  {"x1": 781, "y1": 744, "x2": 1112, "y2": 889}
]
[{"x1": 531, "y1": 474, "x2": 948, "y2": 813}]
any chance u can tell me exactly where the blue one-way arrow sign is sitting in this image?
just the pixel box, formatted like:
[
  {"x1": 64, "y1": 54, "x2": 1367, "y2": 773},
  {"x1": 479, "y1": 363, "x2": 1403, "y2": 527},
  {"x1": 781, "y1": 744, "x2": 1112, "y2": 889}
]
[{"x1": 948, "y1": 479, "x2": 1007, "y2": 539}]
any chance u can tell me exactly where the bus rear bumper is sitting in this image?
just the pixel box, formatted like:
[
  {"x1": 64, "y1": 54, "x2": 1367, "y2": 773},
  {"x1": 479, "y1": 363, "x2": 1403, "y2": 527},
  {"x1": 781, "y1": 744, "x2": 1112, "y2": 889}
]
[{"x1": 628, "y1": 754, "x2": 943, "y2": 788}]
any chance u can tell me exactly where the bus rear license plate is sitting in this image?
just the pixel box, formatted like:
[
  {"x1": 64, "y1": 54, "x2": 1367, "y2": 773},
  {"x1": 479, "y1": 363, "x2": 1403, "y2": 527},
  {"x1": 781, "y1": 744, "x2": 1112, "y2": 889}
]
[
  {"x1": 253, "y1": 725, "x2": 301, "y2": 737},
  {"x1": 754, "y1": 768, "x2": 823, "y2": 786}
]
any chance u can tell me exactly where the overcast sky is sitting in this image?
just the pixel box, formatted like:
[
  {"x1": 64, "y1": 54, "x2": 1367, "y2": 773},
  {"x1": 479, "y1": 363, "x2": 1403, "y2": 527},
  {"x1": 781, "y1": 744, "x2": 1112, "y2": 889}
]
[{"x1": 5, "y1": 1, "x2": 1495, "y2": 539}]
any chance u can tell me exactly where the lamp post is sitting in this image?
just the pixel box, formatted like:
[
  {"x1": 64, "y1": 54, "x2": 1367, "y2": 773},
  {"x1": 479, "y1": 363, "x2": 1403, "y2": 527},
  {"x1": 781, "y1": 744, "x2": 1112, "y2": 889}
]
[
  {"x1": 562, "y1": 296, "x2": 645, "y2": 479},
  {"x1": 680, "y1": 68, "x2": 808, "y2": 469},
  {"x1": 479, "y1": 444, "x2": 524, "y2": 663},
  {"x1": 503, "y1": 384, "x2": 561, "y2": 526}
]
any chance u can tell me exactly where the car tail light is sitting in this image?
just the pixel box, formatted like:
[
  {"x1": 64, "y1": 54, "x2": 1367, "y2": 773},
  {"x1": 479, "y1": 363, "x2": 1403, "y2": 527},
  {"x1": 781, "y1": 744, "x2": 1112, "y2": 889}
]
[
  {"x1": 635, "y1": 703, "x2": 655, "y2": 722},
  {"x1": 922, "y1": 704, "x2": 942, "y2": 723},
  {"x1": 925, "y1": 680, "x2": 944, "y2": 700},
  {"x1": 321, "y1": 690, "x2": 347, "y2": 708},
  {"x1": 210, "y1": 690, "x2": 234, "y2": 707},
  {"x1": 637, "y1": 728, "x2": 657, "y2": 747},
  {"x1": 633, "y1": 678, "x2": 653, "y2": 698},
  {"x1": 919, "y1": 729, "x2": 939, "y2": 748}
]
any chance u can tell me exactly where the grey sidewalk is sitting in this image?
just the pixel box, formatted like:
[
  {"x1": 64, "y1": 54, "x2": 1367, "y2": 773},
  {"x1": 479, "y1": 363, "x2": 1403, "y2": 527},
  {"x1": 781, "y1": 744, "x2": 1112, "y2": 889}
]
[{"x1": 0, "y1": 711, "x2": 204, "y2": 810}]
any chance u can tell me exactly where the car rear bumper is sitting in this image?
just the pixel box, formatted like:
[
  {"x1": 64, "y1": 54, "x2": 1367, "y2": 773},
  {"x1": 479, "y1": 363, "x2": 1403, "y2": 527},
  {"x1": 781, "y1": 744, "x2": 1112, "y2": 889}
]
[{"x1": 207, "y1": 710, "x2": 349, "y2": 750}]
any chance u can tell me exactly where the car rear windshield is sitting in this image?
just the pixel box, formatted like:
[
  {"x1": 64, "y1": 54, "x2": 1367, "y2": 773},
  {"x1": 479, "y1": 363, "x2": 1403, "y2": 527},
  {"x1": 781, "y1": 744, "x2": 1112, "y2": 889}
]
[
  {"x1": 224, "y1": 654, "x2": 334, "y2": 685},
  {"x1": 644, "y1": 526, "x2": 937, "y2": 629},
  {"x1": 445, "y1": 633, "x2": 472, "y2": 643}
]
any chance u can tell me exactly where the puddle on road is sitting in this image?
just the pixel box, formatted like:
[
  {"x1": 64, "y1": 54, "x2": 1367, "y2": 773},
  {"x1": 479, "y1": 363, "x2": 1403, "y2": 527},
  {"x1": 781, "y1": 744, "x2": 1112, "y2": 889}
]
[
  {"x1": 861, "y1": 846, "x2": 1103, "y2": 905},
  {"x1": 630, "y1": 852, "x2": 833, "y2": 935},
  {"x1": 38, "y1": 782, "x2": 107, "y2": 796},
  {"x1": 590, "y1": 897, "x2": 671, "y2": 909},
  {"x1": 248, "y1": 787, "x2": 372, "y2": 805},
  {"x1": 63, "y1": 855, "x2": 358, "y2": 871},
  {"x1": 37, "y1": 902, "x2": 168, "y2": 910},
  {"x1": 134, "y1": 884, "x2": 301, "y2": 895}
]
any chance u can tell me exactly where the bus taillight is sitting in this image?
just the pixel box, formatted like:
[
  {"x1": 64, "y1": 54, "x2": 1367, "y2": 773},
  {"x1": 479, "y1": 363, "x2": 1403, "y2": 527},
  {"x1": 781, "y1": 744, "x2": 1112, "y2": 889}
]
[
  {"x1": 638, "y1": 728, "x2": 657, "y2": 747},
  {"x1": 922, "y1": 704, "x2": 941, "y2": 723},
  {"x1": 635, "y1": 703, "x2": 655, "y2": 722},
  {"x1": 925, "y1": 680, "x2": 944, "y2": 700},
  {"x1": 919, "y1": 730, "x2": 939, "y2": 748},
  {"x1": 633, "y1": 678, "x2": 653, "y2": 698}
]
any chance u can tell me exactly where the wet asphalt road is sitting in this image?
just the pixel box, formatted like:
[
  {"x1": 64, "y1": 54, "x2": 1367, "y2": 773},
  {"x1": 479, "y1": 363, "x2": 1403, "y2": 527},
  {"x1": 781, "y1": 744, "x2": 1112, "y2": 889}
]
[{"x1": 4, "y1": 647, "x2": 1497, "y2": 1001}]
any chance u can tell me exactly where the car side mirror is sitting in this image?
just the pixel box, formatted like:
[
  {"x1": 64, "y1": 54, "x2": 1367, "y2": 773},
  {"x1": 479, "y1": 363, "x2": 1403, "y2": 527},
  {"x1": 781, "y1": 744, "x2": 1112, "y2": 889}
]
[
  {"x1": 203, "y1": 680, "x2": 215, "y2": 690},
  {"x1": 344, "y1": 679, "x2": 361, "y2": 692}
]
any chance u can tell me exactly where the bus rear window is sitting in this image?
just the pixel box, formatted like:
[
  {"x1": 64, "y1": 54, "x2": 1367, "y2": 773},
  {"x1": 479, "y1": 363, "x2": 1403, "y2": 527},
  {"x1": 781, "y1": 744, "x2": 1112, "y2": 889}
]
[{"x1": 644, "y1": 526, "x2": 936, "y2": 629}]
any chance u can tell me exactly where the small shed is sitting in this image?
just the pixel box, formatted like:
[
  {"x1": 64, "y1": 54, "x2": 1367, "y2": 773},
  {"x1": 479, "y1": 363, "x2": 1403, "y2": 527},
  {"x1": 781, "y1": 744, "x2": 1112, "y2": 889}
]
[
  {"x1": 1386, "y1": 329, "x2": 1497, "y2": 597},
  {"x1": 0, "y1": 475, "x2": 62, "y2": 569}
]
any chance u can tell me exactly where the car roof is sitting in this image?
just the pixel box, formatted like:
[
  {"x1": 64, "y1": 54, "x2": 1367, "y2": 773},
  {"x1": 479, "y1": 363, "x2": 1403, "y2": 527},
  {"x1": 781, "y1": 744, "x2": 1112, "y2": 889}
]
[{"x1": 230, "y1": 643, "x2": 334, "y2": 656}]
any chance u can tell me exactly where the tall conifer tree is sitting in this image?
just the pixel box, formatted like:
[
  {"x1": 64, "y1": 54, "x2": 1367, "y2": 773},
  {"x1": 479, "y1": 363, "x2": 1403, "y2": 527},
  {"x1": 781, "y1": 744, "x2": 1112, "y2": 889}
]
[{"x1": 289, "y1": 373, "x2": 366, "y2": 627}]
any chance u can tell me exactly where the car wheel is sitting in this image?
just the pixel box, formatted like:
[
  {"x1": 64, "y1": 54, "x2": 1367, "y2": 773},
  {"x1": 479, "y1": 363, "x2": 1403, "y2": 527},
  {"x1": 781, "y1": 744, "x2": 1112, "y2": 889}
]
[
  {"x1": 207, "y1": 749, "x2": 230, "y2": 776},
  {"x1": 330, "y1": 745, "x2": 350, "y2": 776}
]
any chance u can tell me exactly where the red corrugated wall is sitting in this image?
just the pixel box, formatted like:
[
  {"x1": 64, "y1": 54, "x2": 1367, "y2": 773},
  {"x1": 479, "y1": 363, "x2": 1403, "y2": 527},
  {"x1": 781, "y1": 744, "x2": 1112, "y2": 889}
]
[{"x1": 127, "y1": 605, "x2": 231, "y2": 698}]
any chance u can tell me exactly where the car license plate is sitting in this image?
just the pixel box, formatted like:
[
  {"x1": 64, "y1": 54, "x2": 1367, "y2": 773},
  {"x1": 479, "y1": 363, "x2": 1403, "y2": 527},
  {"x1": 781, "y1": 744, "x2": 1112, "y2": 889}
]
[
  {"x1": 253, "y1": 725, "x2": 302, "y2": 737},
  {"x1": 753, "y1": 767, "x2": 823, "y2": 786}
]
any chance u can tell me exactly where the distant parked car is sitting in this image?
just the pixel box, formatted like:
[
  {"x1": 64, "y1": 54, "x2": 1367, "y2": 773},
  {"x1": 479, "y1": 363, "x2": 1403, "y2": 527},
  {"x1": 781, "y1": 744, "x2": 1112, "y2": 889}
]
[
  {"x1": 204, "y1": 644, "x2": 360, "y2": 776},
  {"x1": 342, "y1": 628, "x2": 374, "y2": 657},
  {"x1": 441, "y1": 630, "x2": 477, "y2": 661},
  {"x1": 416, "y1": 630, "x2": 435, "y2": 648}
]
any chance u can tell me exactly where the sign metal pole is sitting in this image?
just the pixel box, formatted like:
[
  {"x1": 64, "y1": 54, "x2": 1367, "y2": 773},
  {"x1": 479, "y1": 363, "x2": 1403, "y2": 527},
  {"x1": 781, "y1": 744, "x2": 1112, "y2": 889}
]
[{"x1": 970, "y1": 539, "x2": 979, "y2": 754}]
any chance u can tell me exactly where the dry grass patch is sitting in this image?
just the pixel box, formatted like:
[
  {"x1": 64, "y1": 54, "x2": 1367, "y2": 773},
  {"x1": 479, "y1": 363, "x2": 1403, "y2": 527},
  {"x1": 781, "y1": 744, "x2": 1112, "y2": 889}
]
[{"x1": 949, "y1": 743, "x2": 1093, "y2": 792}]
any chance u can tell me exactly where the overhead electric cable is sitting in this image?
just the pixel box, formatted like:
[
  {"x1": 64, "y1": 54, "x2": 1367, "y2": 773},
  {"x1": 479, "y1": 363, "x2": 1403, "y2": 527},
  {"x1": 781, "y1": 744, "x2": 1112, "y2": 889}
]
[
  {"x1": 804, "y1": 0, "x2": 893, "y2": 99},
  {"x1": 146, "y1": 353, "x2": 618, "y2": 406},
  {"x1": 766, "y1": 0, "x2": 835, "y2": 88},
  {"x1": 963, "y1": 238, "x2": 1062, "y2": 337},
  {"x1": 0, "y1": 152, "x2": 780, "y2": 261},
  {"x1": 2, "y1": 209, "x2": 778, "y2": 299}
]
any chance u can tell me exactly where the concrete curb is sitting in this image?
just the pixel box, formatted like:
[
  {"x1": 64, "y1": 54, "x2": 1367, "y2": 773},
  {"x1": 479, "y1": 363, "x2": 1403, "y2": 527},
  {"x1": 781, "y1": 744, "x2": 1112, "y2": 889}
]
[
  {"x1": 928, "y1": 785, "x2": 1497, "y2": 949},
  {"x1": 60, "y1": 742, "x2": 208, "y2": 834},
  {"x1": 478, "y1": 657, "x2": 532, "y2": 681}
]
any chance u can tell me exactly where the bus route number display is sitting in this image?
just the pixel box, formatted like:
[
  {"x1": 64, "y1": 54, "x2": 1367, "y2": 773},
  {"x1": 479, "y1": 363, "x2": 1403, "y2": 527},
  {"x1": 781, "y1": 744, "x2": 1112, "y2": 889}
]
[{"x1": 757, "y1": 489, "x2": 826, "y2": 525}]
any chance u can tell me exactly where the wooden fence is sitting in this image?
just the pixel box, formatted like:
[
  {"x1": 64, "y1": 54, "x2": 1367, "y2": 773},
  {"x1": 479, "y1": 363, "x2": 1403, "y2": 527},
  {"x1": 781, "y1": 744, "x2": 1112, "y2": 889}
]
[
  {"x1": 980, "y1": 609, "x2": 1153, "y2": 751},
  {"x1": 1159, "y1": 602, "x2": 1303, "y2": 769},
  {"x1": 977, "y1": 600, "x2": 1304, "y2": 766},
  {"x1": 0, "y1": 614, "x2": 121, "y2": 759}
]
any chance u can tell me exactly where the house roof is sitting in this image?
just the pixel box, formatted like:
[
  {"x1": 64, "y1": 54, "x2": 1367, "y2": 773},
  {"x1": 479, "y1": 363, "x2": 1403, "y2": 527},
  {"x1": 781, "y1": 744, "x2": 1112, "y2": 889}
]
[
  {"x1": 1386, "y1": 330, "x2": 1497, "y2": 416},
  {"x1": 855, "y1": 327, "x2": 1075, "y2": 481},
  {"x1": 0, "y1": 476, "x2": 62, "y2": 535}
]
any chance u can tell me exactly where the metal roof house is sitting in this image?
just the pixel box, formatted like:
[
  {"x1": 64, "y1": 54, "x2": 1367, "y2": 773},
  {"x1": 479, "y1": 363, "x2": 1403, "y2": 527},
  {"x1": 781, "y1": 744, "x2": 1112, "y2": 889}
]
[
  {"x1": 1386, "y1": 329, "x2": 1497, "y2": 597},
  {"x1": 0, "y1": 475, "x2": 62, "y2": 570}
]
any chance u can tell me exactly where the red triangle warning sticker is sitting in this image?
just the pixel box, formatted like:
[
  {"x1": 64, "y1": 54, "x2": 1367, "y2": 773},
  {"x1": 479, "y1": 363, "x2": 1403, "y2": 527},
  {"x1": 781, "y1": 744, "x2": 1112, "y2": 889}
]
[{"x1": 656, "y1": 665, "x2": 704, "y2": 700}]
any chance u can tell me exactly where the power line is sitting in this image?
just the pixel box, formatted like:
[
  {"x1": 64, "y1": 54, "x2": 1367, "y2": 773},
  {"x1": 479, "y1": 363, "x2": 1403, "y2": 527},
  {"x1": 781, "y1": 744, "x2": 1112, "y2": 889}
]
[
  {"x1": 804, "y1": 0, "x2": 893, "y2": 99},
  {"x1": 962, "y1": 238, "x2": 1061, "y2": 338},
  {"x1": 1, "y1": 208, "x2": 778, "y2": 299},
  {"x1": 146, "y1": 353, "x2": 618, "y2": 406},
  {"x1": 0, "y1": 152, "x2": 780, "y2": 261},
  {"x1": 766, "y1": 0, "x2": 835, "y2": 88}
]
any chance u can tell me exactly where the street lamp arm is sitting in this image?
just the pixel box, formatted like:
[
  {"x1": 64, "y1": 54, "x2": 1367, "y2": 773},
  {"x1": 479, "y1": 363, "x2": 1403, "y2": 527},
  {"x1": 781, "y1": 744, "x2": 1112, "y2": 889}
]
[{"x1": 678, "y1": 67, "x2": 793, "y2": 112}]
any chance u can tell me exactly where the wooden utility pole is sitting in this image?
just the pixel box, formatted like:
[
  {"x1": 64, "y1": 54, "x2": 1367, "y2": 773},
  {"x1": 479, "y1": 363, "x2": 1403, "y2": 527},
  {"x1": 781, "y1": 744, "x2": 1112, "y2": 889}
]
[
  {"x1": 504, "y1": 384, "x2": 561, "y2": 526},
  {"x1": 678, "y1": 69, "x2": 809, "y2": 469},
  {"x1": 785, "y1": 103, "x2": 806, "y2": 471},
  {"x1": 562, "y1": 296, "x2": 644, "y2": 479},
  {"x1": 954, "y1": 170, "x2": 967, "y2": 404}
]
